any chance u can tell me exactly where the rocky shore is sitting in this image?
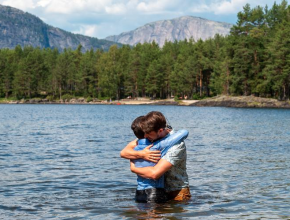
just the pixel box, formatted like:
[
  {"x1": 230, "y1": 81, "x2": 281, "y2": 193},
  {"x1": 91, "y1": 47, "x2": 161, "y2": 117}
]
[
  {"x1": 189, "y1": 95, "x2": 290, "y2": 108},
  {"x1": 1, "y1": 98, "x2": 103, "y2": 105},
  {"x1": 1, "y1": 96, "x2": 290, "y2": 108}
]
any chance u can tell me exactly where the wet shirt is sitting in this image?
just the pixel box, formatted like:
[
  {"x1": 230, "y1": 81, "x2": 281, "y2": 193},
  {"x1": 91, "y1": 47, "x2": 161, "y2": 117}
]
[
  {"x1": 162, "y1": 136, "x2": 189, "y2": 192},
  {"x1": 134, "y1": 138, "x2": 165, "y2": 190},
  {"x1": 133, "y1": 130, "x2": 188, "y2": 190}
]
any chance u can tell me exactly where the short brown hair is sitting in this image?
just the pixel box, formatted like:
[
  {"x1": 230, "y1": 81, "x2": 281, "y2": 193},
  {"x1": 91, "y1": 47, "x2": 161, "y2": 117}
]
[
  {"x1": 131, "y1": 116, "x2": 145, "y2": 139},
  {"x1": 141, "y1": 111, "x2": 166, "y2": 134}
]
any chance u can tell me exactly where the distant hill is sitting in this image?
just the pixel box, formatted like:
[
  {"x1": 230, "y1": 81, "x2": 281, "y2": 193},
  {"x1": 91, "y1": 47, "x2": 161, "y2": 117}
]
[
  {"x1": 0, "y1": 4, "x2": 121, "y2": 51},
  {"x1": 105, "y1": 16, "x2": 233, "y2": 47}
]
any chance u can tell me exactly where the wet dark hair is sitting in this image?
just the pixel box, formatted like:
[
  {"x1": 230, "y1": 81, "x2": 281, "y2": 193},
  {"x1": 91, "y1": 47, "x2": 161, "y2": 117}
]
[
  {"x1": 141, "y1": 111, "x2": 166, "y2": 134},
  {"x1": 131, "y1": 116, "x2": 145, "y2": 139}
]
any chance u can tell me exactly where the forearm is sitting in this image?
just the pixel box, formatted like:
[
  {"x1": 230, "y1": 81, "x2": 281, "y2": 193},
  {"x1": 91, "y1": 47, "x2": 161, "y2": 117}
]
[
  {"x1": 121, "y1": 140, "x2": 161, "y2": 162},
  {"x1": 130, "y1": 159, "x2": 172, "y2": 180},
  {"x1": 120, "y1": 148, "x2": 143, "y2": 160},
  {"x1": 131, "y1": 166, "x2": 161, "y2": 180},
  {"x1": 120, "y1": 139, "x2": 142, "y2": 159}
]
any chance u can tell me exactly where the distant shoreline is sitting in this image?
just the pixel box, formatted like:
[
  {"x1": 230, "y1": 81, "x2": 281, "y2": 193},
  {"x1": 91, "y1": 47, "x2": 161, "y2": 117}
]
[
  {"x1": 1, "y1": 96, "x2": 290, "y2": 108},
  {"x1": 190, "y1": 96, "x2": 290, "y2": 108}
]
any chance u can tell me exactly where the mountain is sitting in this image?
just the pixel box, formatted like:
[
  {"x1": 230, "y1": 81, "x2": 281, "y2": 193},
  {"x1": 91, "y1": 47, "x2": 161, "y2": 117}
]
[
  {"x1": 0, "y1": 4, "x2": 120, "y2": 51},
  {"x1": 105, "y1": 16, "x2": 233, "y2": 47}
]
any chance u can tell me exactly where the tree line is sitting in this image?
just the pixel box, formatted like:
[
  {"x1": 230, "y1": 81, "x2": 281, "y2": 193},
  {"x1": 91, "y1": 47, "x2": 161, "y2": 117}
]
[{"x1": 1, "y1": 1, "x2": 290, "y2": 100}]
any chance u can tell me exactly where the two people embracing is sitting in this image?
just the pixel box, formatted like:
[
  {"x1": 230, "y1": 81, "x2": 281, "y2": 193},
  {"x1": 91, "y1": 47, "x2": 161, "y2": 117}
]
[{"x1": 120, "y1": 111, "x2": 191, "y2": 203}]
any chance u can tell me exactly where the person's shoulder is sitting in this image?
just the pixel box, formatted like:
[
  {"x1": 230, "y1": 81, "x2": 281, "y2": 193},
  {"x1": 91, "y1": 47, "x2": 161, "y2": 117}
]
[
  {"x1": 167, "y1": 141, "x2": 186, "y2": 153},
  {"x1": 137, "y1": 138, "x2": 151, "y2": 145},
  {"x1": 170, "y1": 129, "x2": 189, "y2": 135},
  {"x1": 134, "y1": 138, "x2": 151, "y2": 151}
]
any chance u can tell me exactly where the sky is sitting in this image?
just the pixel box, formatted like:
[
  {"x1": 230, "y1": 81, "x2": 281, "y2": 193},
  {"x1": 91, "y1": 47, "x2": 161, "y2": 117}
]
[{"x1": 0, "y1": 0, "x2": 284, "y2": 39}]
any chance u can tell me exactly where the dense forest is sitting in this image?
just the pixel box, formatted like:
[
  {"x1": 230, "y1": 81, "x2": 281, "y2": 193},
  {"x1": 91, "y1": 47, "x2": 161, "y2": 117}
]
[{"x1": 1, "y1": 1, "x2": 290, "y2": 101}]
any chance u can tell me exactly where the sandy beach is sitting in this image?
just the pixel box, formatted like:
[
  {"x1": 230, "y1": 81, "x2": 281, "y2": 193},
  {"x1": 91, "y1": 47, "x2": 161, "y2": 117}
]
[{"x1": 117, "y1": 99, "x2": 199, "y2": 106}]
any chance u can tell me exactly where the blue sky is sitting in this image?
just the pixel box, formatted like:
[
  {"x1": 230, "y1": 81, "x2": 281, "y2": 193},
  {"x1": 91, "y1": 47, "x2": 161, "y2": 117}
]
[{"x1": 0, "y1": 0, "x2": 284, "y2": 39}]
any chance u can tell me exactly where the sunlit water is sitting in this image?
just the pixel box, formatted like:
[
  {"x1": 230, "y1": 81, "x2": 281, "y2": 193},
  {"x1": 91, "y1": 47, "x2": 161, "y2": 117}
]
[{"x1": 0, "y1": 104, "x2": 290, "y2": 219}]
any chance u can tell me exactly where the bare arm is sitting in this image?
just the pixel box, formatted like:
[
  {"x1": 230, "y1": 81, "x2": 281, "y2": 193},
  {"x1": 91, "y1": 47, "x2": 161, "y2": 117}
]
[
  {"x1": 120, "y1": 139, "x2": 161, "y2": 162},
  {"x1": 130, "y1": 159, "x2": 172, "y2": 180}
]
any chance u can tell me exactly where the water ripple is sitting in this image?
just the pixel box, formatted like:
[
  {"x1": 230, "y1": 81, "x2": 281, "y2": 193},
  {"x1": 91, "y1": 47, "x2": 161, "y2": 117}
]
[{"x1": 0, "y1": 105, "x2": 290, "y2": 219}]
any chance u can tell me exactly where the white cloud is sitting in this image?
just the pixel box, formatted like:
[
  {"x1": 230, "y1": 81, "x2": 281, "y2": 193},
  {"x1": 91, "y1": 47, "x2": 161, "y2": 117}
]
[
  {"x1": 0, "y1": 0, "x2": 283, "y2": 39},
  {"x1": 75, "y1": 24, "x2": 99, "y2": 37},
  {"x1": 190, "y1": 0, "x2": 283, "y2": 15},
  {"x1": 105, "y1": 3, "x2": 126, "y2": 14},
  {"x1": 44, "y1": 0, "x2": 85, "y2": 14},
  {"x1": 37, "y1": 0, "x2": 51, "y2": 8},
  {"x1": 190, "y1": 3, "x2": 211, "y2": 13},
  {"x1": 29, "y1": 0, "x2": 112, "y2": 14},
  {"x1": 213, "y1": 0, "x2": 249, "y2": 14},
  {"x1": 1, "y1": 0, "x2": 35, "y2": 10},
  {"x1": 0, "y1": 0, "x2": 282, "y2": 15},
  {"x1": 136, "y1": 0, "x2": 176, "y2": 13}
]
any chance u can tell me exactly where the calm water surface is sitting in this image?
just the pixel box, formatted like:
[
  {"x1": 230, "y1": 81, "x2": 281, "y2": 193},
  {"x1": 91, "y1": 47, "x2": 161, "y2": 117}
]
[{"x1": 0, "y1": 104, "x2": 290, "y2": 219}]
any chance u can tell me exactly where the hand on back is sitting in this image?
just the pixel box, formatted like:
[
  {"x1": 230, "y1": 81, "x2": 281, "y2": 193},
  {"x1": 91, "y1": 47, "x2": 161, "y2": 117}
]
[{"x1": 140, "y1": 144, "x2": 161, "y2": 163}]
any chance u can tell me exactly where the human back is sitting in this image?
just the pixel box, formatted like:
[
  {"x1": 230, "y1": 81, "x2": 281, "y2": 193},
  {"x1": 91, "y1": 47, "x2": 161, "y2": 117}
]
[
  {"x1": 120, "y1": 111, "x2": 191, "y2": 202},
  {"x1": 131, "y1": 115, "x2": 188, "y2": 191},
  {"x1": 133, "y1": 129, "x2": 189, "y2": 168},
  {"x1": 140, "y1": 111, "x2": 191, "y2": 201},
  {"x1": 133, "y1": 130, "x2": 188, "y2": 191}
]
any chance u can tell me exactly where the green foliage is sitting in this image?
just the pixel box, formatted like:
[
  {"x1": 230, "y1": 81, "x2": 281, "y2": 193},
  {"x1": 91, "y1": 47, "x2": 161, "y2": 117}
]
[
  {"x1": 192, "y1": 93, "x2": 206, "y2": 100},
  {"x1": 61, "y1": 94, "x2": 74, "y2": 101},
  {"x1": 0, "y1": 97, "x2": 18, "y2": 102},
  {"x1": 98, "y1": 96, "x2": 110, "y2": 101},
  {"x1": 86, "y1": 96, "x2": 93, "y2": 102},
  {"x1": 46, "y1": 95, "x2": 54, "y2": 101},
  {"x1": 2, "y1": 1, "x2": 290, "y2": 100}
]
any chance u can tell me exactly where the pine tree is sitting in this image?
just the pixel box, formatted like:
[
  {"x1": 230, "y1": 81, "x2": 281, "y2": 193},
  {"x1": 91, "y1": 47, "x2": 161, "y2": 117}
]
[
  {"x1": 79, "y1": 48, "x2": 97, "y2": 97},
  {"x1": 96, "y1": 45, "x2": 120, "y2": 99},
  {"x1": 0, "y1": 49, "x2": 15, "y2": 98},
  {"x1": 125, "y1": 44, "x2": 142, "y2": 98},
  {"x1": 264, "y1": 17, "x2": 290, "y2": 100},
  {"x1": 209, "y1": 34, "x2": 231, "y2": 95},
  {"x1": 52, "y1": 48, "x2": 76, "y2": 99},
  {"x1": 146, "y1": 60, "x2": 161, "y2": 98}
]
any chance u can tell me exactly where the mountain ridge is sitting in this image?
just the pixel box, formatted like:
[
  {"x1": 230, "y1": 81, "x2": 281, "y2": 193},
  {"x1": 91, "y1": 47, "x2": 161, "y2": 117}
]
[
  {"x1": 0, "y1": 4, "x2": 233, "y2": 50},
  {"x1": 0, "y1": 4, "x2": 121, "y2": 51},
  {"x1": 105, "y1": 16, "x2": 233, "y2": 47}
]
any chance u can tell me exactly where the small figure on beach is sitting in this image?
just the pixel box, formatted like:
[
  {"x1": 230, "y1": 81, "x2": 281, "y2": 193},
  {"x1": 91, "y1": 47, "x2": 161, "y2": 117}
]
[{"x1": 120, "y1": 111, "x2": 191, "y2": 203}]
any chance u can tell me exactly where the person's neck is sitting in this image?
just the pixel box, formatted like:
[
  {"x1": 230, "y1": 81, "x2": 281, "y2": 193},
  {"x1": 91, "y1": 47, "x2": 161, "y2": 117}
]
[{"x1": 159, "y1": 129, "x2": 169, "y2": 138}]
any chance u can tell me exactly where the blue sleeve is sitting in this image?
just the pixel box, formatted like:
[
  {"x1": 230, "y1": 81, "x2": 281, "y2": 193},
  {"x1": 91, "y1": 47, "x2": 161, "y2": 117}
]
[
  {"x1": 152, "y1": 129, "x2": 188, "y2": 157},
  {"x1": 134, "y1": 139, "x2": 152, "y2": 151},
  {"x1": 132, "y1": 130, "x2": 188, "y2": 168}
]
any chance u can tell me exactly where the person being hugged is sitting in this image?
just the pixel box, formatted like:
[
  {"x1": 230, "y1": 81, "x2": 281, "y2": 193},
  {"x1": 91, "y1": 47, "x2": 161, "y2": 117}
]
[{"x1": 121, "y1": 112, "x2": 190, "y2": 203}]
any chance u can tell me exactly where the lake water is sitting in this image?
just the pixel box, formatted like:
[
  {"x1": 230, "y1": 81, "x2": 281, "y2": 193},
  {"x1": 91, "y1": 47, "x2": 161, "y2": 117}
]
[{"x1": 0, "y1": 104, "x2": 290, "y2": 219}]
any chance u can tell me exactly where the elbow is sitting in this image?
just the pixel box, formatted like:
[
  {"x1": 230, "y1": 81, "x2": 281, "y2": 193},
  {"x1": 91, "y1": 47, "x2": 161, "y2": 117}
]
[
  {"x1": 150, "y1": 171, "x2": 161, "y2": 180},
  {"x1": 120, "y1": 150, "x2": 125, "y2": 158},
  {"x1": 130, "y1": 165, "x2": 136, "y2": 173}
]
